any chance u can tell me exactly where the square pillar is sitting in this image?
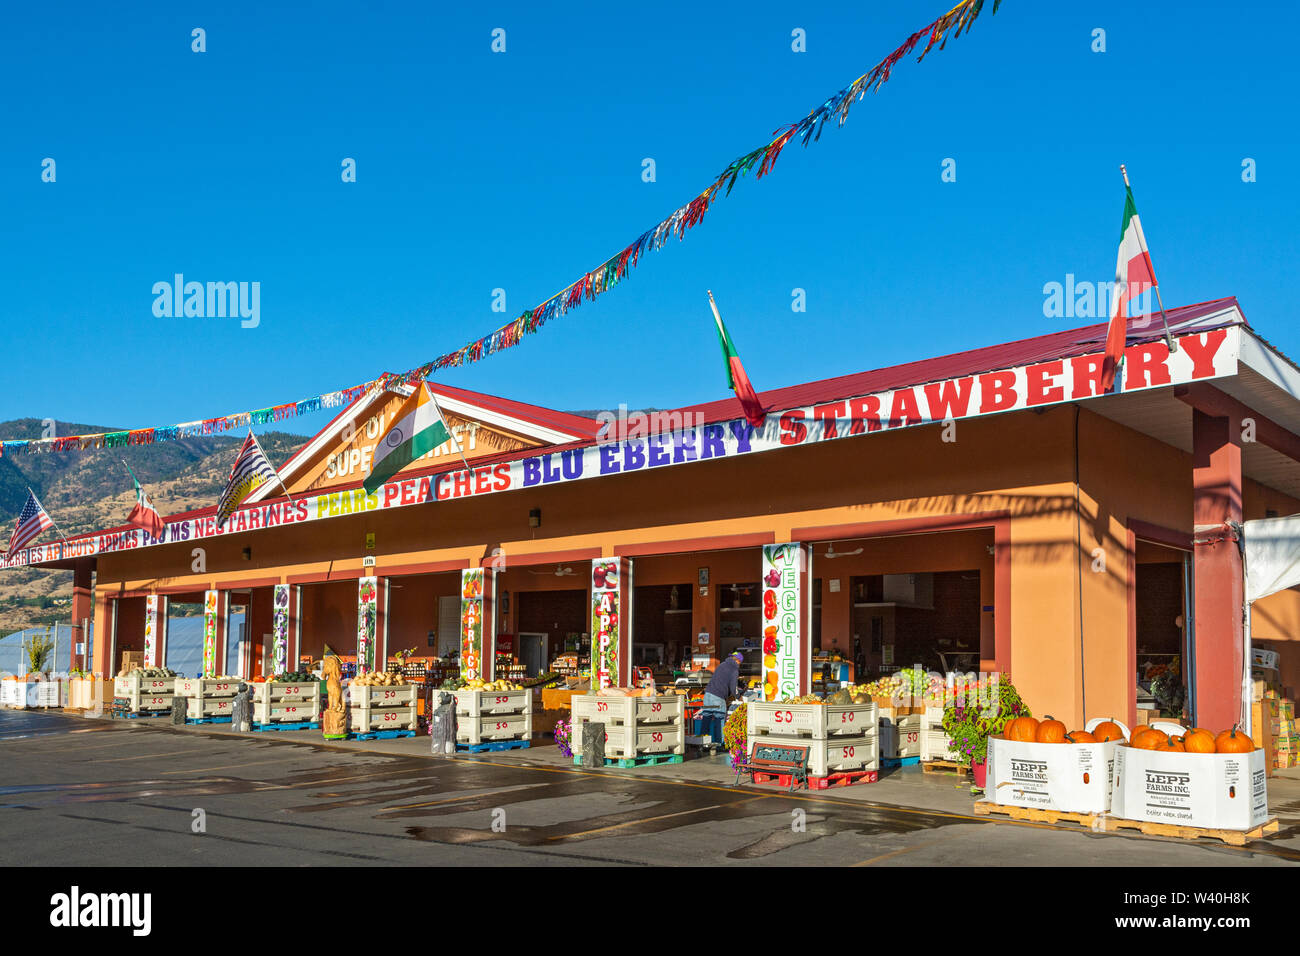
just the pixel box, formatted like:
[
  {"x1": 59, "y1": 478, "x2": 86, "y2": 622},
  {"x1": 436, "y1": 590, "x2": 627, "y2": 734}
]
[
  {"x1": 357, "y1": 577, "x2": 379, "y2": 674},
  {"x1": 1192, "y1": 408, "x2": 1244, "y2": 730},
  {"x1": 91, "y1": 593, "x2": 113, "y2": 679},
  {"x1": 70, "y1": 564, "x2": 92, "y2": 671}
]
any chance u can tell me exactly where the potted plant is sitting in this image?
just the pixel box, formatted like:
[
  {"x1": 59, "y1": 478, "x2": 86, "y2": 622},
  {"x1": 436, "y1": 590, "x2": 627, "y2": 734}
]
[{"x1": 941, "y1": 675, "x2": 1029, "y2": 789}]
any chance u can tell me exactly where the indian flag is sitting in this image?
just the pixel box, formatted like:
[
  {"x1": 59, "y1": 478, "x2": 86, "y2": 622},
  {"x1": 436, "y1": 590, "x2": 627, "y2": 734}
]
[
  {"x1": 1101, "y1": 183, "x2": 1158, "y2": 391},
  {"x1": 709, "y1": 292, "x2": 766, "y2": 428},
  {"x1": 363, "y1": 383, "x2": 453, "y2": 495}
]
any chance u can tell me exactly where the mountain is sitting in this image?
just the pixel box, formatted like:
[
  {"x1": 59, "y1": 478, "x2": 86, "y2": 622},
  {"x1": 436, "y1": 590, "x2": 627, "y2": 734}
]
[{"x1": 0, "y1": 420, "x2": 307, "y2": 633}]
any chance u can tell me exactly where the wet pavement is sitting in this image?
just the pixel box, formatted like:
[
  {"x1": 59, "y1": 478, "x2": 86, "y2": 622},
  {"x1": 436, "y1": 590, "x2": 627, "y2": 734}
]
[{"x1": 3, "y1": 709, "x2": 1300, "y2": 866}]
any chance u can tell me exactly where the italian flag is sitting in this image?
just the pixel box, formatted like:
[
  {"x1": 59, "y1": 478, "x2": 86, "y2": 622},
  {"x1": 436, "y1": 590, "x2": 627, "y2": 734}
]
[
  {"x1": 124, "y1": 461, "x2": 165, "y2": 540},
  {"x1": 363, "y1": 383, "x2": 453, "y2": 495},
  {"x1": 710, "y1": 294, "x2": 766, "y2": 428},
  {"x1": 1101, "y1": 185, "x2": 1158, "y2": 391}
]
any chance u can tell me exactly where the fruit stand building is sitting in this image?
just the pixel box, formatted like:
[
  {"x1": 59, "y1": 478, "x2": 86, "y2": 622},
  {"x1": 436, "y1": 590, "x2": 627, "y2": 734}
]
[{"x1": 9, "y1": 296, "x2": 1300, "y2": 731}]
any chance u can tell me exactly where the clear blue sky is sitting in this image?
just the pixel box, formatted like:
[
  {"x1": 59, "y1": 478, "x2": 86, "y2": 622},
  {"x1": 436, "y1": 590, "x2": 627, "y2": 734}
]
[{"x1": 2, "y1": 0, "x2": 1296, "y2": 439}]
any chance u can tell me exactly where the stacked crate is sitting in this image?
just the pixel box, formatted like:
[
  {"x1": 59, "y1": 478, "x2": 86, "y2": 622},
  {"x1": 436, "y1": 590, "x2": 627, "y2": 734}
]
[
  {"x1": 454, "y1": 688, "x2": 532, "y2": 750},
  {"x1": 746, "y1": 701, "x2": 879, "y2": 778},
  {"x1": 1253, "y1": 695, "x2": 1297, "y2": 773},
  {"x1": 571, "y1": 693, "x2": 685, "y2": 764},
  {"x1": 921, "y1": 705, "x2": 960, "y2": 762},
  {"x1": 349, "y1": 683, "x2": 417, "y2": 735},
  {"x1": 175, "y1": 677, "x2": 240, "y2": 721},
  {"x1": 112, "y1": 674, "x2": 177, "y2": 716},
  {"x1": 252, "y1": 680, "x2": 321, "y2": 728}
]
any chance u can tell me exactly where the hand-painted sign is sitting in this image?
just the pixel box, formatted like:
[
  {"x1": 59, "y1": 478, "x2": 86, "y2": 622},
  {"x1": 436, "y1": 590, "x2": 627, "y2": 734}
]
[
  {"x1": 2, "y1": 328, "x2": 1241, "y2": 570},
  {"x1": 357, "y1": 577, "x2": 378, "y2": 674},
  {"x1": 591, "y1": 559, "x2": 620, "y2": 689},
  {"x1": 461, "y1": 569, "x2": 484, "y2": 681},
  {"x1": 144, "y1": 594, "x2": 160, "y2": 667},
  {"x1": 761, "y1": 544, "x2": 802, "y2": 701},
  {"x1": 272, "y1": 584, "x2": 289, "y2": 676},
  {"x1": 202, "y1": 590, "x2": 219, "y2": 678}
]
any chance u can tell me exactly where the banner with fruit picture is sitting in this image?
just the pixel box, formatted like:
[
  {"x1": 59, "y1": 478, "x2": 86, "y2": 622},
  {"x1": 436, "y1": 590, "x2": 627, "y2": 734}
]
[
  {"x1": 461, "y1": 569, "x2": 484, "y2": 681},
  {"x1": 761, "y1": 543, "x2": 802, "y2": 701},
  {"x1": 272, "y1": 584, "x2": 290, "y2": 676},
  {"x1": 202, "y1": 590, "x2": 219, "y2": 678},
  {"x1": 144, "y1": 594, "x2": 160, "y2": 667},
  {"x1": 357, "y1": 576, "x2": 378, "y2": 674},
  {"x1": 591, "y1": 559, "x2": 620, "y2": 688}
]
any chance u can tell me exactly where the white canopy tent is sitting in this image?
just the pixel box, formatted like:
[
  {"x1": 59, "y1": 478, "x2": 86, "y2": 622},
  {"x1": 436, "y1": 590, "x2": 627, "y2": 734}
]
[{"x1": 1242, "y1": 513, "x2": 1300, "y2": 730}]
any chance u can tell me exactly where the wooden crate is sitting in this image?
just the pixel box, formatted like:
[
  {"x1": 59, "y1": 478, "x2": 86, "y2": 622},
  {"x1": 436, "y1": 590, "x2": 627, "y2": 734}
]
[
  {"x1": 350, "y1": 704, "x2": 417, "y2": 733},
  {"x1": 571, "y1": 693, "x2": 684, "y2": 726},
  {"x1": 456, "y1": 712, "x2": 531, "y2": 745},
  {"x1": 112, "y1": 675, "x2": 177, "y2": 712},
  {"x1": 252, "y1": 682, "x2": 321, "y2": 724},
  {"x1": 454, "y1": 688, "x2": 531, "y2": 718},
  {"x1": 748, "y1": 701, "x2": 877, "y2": 739},
  {"x1": 752, "y1": 734, "x2": 879, "y2": 776}
]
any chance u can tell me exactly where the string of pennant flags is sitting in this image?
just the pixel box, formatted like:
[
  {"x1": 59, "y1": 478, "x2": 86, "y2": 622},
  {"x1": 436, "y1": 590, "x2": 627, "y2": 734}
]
[{"x1": 0, "y1": 0, "x2": 1000, "y2": 459}]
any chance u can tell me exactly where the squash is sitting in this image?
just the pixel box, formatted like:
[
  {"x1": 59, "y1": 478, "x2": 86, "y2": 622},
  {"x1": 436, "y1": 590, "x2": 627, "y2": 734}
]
[
  {"x1": 1182, "y1": 728, "x2": 1216, "y2": 754},
  {"x1": 1091, "y1": 719, "x2": 1125, "y2": 743},
  {"x1": 1065, "y1": 730, "x2": 1097, "y2": 744},
  {"x1": 1131, "y1": 728, "x2": 1164, "y2": 750},
  {"x1": 1004, "y1": 716, "x2": 1039, "y2": 742},
  {"x1": 1152, "y1": 733, "x2": 1185, "y2": 753},
  {"x1": 1035, "y1": 716, "x2": 1067, "y2": 744},
  {"x1": 1215, "y1": 726, "x2": 1256, "y2": 754}
]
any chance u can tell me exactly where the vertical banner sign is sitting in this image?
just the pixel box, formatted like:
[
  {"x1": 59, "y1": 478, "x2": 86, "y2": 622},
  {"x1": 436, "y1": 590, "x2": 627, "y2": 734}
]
[
  {"x1": 461, "y1": 569, "x2": 484, "y2": 681},
  {"x1": 143, "y1": 594, "x2": 159, "y2": 667},
  {"x1": 202, "y1": 590, "x2": 219, "y2": 678},
  {"x1": 591, "y1": 559, "x2": 620, "y2": 689},
  {"x1": 272, "y1": 584, "x2": 290, "y2": 676},
  {"x1": 761, "y1": 543, "x2": 802, "y2": 701},
  {"x1": 357, "y1": 576, "x2": 378, "y2": 674}
]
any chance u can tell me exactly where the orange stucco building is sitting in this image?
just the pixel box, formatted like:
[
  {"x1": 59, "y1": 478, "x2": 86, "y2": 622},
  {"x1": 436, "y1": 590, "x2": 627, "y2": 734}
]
[{"x1": 14, "y1": 297, "x2": 1300, "y2": 731}]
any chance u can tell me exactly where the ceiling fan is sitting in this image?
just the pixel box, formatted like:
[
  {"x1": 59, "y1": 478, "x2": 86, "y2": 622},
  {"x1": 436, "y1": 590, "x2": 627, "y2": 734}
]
[
  {"x1": 823, "y1": 541, "x2": 863, "y2": 559},
  {"x1": 528, "y1": 565, "x2": 576, "y2": 577}
]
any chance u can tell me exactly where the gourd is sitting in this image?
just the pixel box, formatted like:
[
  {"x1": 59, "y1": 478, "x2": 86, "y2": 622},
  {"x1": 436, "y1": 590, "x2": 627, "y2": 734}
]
[{"x1": 1035, "y1": 716, "x2": 1067, "y2": 744}]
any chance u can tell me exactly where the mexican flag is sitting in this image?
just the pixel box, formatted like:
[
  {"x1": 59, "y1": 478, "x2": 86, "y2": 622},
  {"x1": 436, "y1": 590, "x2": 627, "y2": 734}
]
[
  {"x1": 363, "y1": 383, "x2": 453, "y2": 495},
  {"x1": 124, "y1": 461, "x2": 165, "y2": 540},
  {"x1": 710, "y1": 293, "x2": 766, "y2": 428},
  {"x1": 1101, "y1": 185, "x2": 1158, "y2": 391}
]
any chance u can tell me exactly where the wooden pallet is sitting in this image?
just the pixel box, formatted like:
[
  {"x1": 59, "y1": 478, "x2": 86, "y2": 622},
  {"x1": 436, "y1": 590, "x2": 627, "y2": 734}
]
[
  {"x1": 457, "y1": 739, "x2": 531, "y2": 754},
  {"x1": 922, "y1": 759, "x2": 970, "y2": 777},
  {"x1": 751, "y1": 769, "x2": 878, "y2": 790},
  {"x1": 352, "y1": 729, "x2": 416, "y2": 741},
  {"x1": 116, "y1": 710, "x2": 170, "y2": 720},
  {"x1": 573, "y1": 753, "x2": 685, "y2": 768},
  {"x1": 972, "y1": 800, "x2": 1103, "y2": 828},
  {"x1": 185, "y1": 716, "x2": 232, "y2": 725},
  {"x1": 1103, "y1": 816, "x2": 1280, "y2": 847},
  {"x1": 251, "y1": 721, "x2": 320, "y2": 732}
]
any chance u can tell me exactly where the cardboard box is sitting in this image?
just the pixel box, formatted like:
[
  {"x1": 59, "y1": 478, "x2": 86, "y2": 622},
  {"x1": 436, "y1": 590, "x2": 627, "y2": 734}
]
[
  {"x1": 987, "y1": 736, "x2": 1119, "y2": 814},
  {"x1": 1111, "y1": 745, "x2": 1268, "y2": 831},
  {"x1": 118, "y1": 651, "x2": 143, "y2": 676}
]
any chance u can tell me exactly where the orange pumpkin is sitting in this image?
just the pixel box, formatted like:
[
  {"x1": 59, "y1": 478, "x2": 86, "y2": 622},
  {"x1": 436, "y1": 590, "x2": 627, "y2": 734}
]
[
  {"x1": 1131, "y1": 728, "x2": 1163, "y2": 750},
  {"x1": 1130, "y1": 724, "x2": 1151, "y2": 740},
  {"x1": 1004, "y1": 716, "x2": 1039, "y2": 742},
  {"x1": 1215, "y1": 726, "x2": 1256, "y2": 754},
  {"x1": 1152, "y1": 734, "x2": 1185, "y2": 752},
  {"x1": 1035, "y1": 716, "x2": 1068, "y2": 744},
  {"x1": 1182, "y1": 728, "x2": 1216, "y2": 754},
  {"x1": 1092, "y1": 719, "x2": 1125, "y2": 743},
  {"x1": 1065, "y1": 730, "x2": 1097, "y2": 744}
]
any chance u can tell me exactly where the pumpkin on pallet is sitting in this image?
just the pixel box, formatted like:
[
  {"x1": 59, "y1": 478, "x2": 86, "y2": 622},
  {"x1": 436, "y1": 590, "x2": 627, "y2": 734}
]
[
  {"x1": 1035, "y1": 716, "x2": 1067, "y2": 744},
  {"x1": 1003, "y1": 716, "x2": 1038, "y2": 742}
]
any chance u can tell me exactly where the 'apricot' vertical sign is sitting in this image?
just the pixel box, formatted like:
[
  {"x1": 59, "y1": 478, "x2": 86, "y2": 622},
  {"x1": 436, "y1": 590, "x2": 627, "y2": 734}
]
[
  {"x1": 761, "y1": 543, "x2": 801, "y2": 701},
  {"x1": 202, "y1": 590, "x2": 219, "y2": 678},
  {"x1": 461, "y1": 569, "x2": 484, "y2": 681}
]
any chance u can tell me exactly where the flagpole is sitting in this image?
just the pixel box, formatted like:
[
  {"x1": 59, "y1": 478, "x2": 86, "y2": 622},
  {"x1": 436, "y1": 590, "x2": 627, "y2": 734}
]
[
  {"x1": 249, "y1": 431, "x2": 294, "y2": 502},
  {"x1": 1119, "y1": 164, "x2": 1177, "y2": 354},
  {"x1": 29, "y1": 487, "x2": 69, "y2": 547},
  {"x1": 425, "y1": 385, "x2": 474, "y2": 475}
]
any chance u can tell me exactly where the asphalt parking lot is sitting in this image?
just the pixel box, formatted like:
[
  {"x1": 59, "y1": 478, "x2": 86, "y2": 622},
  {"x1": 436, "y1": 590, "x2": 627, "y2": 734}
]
[{"x1": 4, "y1": 709, "x2": 1300, "y2": 866}]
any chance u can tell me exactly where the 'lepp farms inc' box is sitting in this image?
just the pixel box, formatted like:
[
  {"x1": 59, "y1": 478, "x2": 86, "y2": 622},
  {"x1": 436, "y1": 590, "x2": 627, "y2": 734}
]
[
  {"x1": 1111, "y1": 742, "x2": 1268, "y2": 831},
  {"x1": 987, "y1": 735, "x2": 1120, "y2": 814}
]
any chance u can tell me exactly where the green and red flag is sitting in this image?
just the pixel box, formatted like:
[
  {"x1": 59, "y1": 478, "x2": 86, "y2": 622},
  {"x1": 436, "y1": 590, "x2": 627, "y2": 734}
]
[
  {"x1": 123, "y1": 460, "x2": 165, "y2": 540},
  {"x1": 363, "y1": 383, "x2": 454, "y2": 495},
  {"x1": 708, "y1": 291, "x2": 766, "y2": 428},
  {"x1": 1101, "y1": 181, "x2": 1159, "y2": 391}
]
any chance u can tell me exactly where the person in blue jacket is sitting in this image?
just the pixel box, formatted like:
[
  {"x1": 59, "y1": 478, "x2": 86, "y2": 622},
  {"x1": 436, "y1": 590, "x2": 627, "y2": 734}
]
[{"x1": 703, "y1": 651, "x2": 744, "y2": 715}]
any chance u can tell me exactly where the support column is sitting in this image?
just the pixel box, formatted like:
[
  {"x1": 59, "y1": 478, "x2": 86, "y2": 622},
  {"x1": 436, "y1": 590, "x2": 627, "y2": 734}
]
[
  {"x1": 591, "y1": 558, "x2": 632, "y2": 688},
  {"x1": 357, "y1": 577, "x2": 379, "y2": 674},
  {"x1": 1192, "y1": 407, "x2": 1244, "y2": 730},
  {"x1": 761, "y1": 542, "x2": 804, "y2": 699},
  {"x1": 70, "y1": 563, "x2": 92, "y2": 672},
  {"x1": 202, "y1": 590, "x2": 221, "y2": 678},
  {"x1": 272, "y1": 584, "x2": 291, "y2": 676},
  {"x1": 91, "y1": 593, "x2": 113, "y2": 680},
  {"x1": 459, "y1": 569, "x2": 487, "y2": 682},
  {"x1": 144, "y1": 594, "x2": 162, "y2": 667}
]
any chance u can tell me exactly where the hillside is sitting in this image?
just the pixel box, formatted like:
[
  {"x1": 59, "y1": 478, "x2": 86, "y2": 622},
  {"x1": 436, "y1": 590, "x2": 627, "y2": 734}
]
[{"x1": 0, "y1": 420, "x2": 307, "y2": 633}]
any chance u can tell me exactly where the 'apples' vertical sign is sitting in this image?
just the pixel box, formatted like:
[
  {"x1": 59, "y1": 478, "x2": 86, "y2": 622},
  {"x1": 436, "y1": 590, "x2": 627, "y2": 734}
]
[
  {"x1": 761, "y1": 543, "x2": 801, "y2": 701},
  {"x1": 144, "y1": 594, "x2": 159, "y2": 667},
  {"x1": 592, "y1": 559, "x2": 620, "y2": 689}
]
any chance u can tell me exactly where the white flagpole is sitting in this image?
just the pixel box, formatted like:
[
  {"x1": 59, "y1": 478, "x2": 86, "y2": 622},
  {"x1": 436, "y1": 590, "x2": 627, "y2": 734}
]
[
  {"x1": 1119, "y1": 165, "x2": 1177, "y2": 354},
  {"x1": 248, "y1": 430, "x2": 294, "y2": 502},
  {"x1": 29, "y1": 487, "x2": 69, "y2": 547},
  {"x1": 424, "y1": 385, "x2": 473, "y2": 475}
]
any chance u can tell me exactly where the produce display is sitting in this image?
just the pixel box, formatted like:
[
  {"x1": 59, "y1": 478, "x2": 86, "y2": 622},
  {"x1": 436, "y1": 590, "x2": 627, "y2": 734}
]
[
  {"x1": 124, "y1": 666, "x2": 177, "y2": 679},
  {"x1": 439, "y1": 676, "x2": 524, "y2": 691},
  {"x1": 351, "y1": 671, "x2": 410, "y2": 687},
  {"x1": 1125, "y1": 723, "x2": 1258, "y2": 754},
  {"x1": 269, "y1": 671, "x2": 316, "y2": 683}
]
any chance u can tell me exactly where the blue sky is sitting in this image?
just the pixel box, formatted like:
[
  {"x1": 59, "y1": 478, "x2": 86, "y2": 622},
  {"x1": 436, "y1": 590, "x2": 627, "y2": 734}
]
[{"x1": 2, "y1": 0, "x2": 1297, "y2": 439}]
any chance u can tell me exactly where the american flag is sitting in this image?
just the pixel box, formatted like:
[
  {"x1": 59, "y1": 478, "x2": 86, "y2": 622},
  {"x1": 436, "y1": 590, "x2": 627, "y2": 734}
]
[
  {"x1": 216, "y1": 431, "x2": 279, "y2": 528},
  {"x1": 6, "y1": 488, "x2": 56, "y2": 554}
]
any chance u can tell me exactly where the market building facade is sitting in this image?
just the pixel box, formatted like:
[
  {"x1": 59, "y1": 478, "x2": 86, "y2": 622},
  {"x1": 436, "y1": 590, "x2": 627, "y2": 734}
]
[{"x1": 10, "y1": 297, "x2": 1300, "y2": 731}]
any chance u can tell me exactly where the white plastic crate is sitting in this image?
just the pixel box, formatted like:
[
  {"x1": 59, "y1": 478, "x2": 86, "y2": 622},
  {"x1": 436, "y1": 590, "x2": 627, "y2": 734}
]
[
  {"x1": 187, "y1": 696, "x2": 234, "y2": 719},
  {"x1": 112, "y1": 675, "x2": 177, "y2": 712},
  {"x1": 748, "y1": 701, "x2": 878, "y2": 739},
  {"x1": 588, "y1": 722, "x2": 685, "y2": 759},
  {"x1": 0, "y1": 681, "x2": 23, "y2": 708},
  {"x1": 252, "y1": 682, "x2": 321, "y2": 724},
  {"x1": 921, "y1": 728, "x2": 960, "y2": 761},
  {"x1": 880, "y1": 723, "x2": 923, "y2": 759},
  {"x1": 571, "y1": 693, "x2": 684, "y2": 726},
  {"x1": 455, "y1": 712, "x2": 532, "y2": 744},
  {"x1": 454, "y1": 688, "x2": 531, "y2": 717},
  {"x1": 175, "y1": 677, "x2": 240, "y2": 699},
  {"x1": 349, "y1": 684, "x2": 418, "y2": 708},
  {"x1": 351, "y1": 704, "x2": 418, "y2": 733},
  {"x1": 750, "y1": 735, "x2": 879, "y2": 777},
  {"x1": 33, "y1": 681, "x2": 61, "y2": 708}
]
